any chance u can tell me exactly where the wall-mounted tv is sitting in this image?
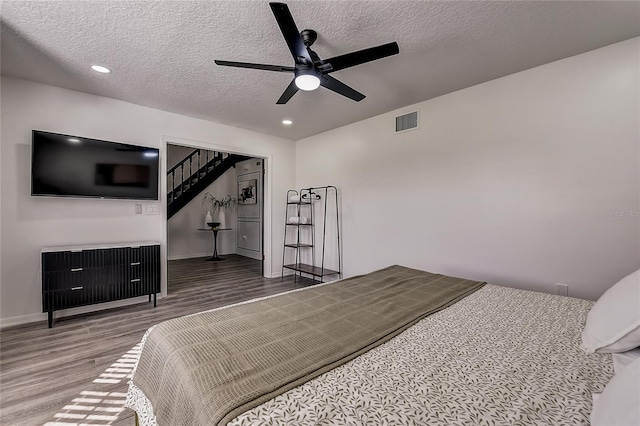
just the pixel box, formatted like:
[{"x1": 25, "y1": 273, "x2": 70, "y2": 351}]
[{"x1": 31, "y1": 130, "x2": 160, "y2": 200}]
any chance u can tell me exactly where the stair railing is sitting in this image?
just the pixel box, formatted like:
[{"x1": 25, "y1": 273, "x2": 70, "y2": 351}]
[{"x1": 168, "y1": 149, "x2": 215, "y2": 204}]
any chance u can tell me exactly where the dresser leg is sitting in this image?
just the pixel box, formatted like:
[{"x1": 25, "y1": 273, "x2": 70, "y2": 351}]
[
  {"x1": 153, "y1": 293, "x2": 157, "y2": 308},
  {"x1": 48, "y1": 311, "x2": 53, "y2": 328}
]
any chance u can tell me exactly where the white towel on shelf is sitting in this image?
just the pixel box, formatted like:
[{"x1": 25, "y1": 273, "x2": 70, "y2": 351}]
[
  {"x1": 289, "y1": 216, "x2": 299, "y2": 224},
  {"x1": 289, "y1": 195, "x2": 300, "y2": 203},
  {"x1": 299, "y1": 217, "x2": 308, "y2": 224}
]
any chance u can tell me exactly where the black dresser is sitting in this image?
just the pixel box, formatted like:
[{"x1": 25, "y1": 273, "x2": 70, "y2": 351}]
[{"x1": 41, "y1": 242, "x2": 161, "y2": 328}]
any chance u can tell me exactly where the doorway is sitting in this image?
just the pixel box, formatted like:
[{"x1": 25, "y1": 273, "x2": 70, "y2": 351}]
[{"x1": 163, "y1": 139, "x2": 268, "y2": 296}]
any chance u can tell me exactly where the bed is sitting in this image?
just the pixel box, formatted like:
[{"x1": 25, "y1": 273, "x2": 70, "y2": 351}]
[{"x1": 125, "y1": 265, "x2": 613, "y2": 425}]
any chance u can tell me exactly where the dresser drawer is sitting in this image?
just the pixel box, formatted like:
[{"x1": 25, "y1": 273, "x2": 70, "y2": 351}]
[
  {"x1": 43, "y1": 269, "x2": 85, "y2": 291},
  {"x1": 42, "y1": 251, "x2": 83, "y2": 272},
  {"x1": 111, "y1": 278, "x2": 148, "y2": 300},
  {"x1": 129, "y1": 245, "x2": 159, "y2": 264},
  {"x1": 82, "y1": 247, "x2": 129, "y2": 268},
  {"x1": 129, "y1": 246, "x2": 143, "y2": 263},
  {"x1": 43, "y1": 285, "x2": 111, "y2": 311}
]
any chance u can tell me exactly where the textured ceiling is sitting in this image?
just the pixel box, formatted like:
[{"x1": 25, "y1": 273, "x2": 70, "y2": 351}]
[{"x1": 2, "y1": 1, "x2": 639, "y2": 140}]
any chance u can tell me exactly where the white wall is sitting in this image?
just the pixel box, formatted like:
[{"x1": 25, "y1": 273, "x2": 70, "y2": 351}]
[
  {"x1": 167, "y1": 144, "x2": 195, "y2": 170},
  {"x1": 0, "y1": 76, "x2": 296, "y2": 326},
  {"x1": 296, "y1": 37, "x2": 640, "y2": 301}
]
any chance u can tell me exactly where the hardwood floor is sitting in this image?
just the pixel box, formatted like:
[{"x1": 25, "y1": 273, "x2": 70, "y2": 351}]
[{"x1": 0, "y1": 255, "x2": 316, "y2": 426}]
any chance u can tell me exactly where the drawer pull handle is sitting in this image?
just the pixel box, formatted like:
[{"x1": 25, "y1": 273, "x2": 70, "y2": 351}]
[
  {"x1": 131, "y1": 278, "x2": 141, "y2": 283},
  {"x1": 130, "y1": 262, "x2": 141, "y2": 266},
  {"x1": 71, "y1": 268, "x2": 83, "y2": 272},
  {"x1": 71, "y1": 286, "x2": 83, "y2": 290}
]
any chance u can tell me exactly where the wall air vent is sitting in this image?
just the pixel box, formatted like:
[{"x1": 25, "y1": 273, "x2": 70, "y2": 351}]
[{"x1": 395, "y1": 111, "x2": 419, "y2": 133}]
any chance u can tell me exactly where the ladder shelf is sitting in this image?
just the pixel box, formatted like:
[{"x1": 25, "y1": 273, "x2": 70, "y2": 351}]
[{"x1": 281, "y1": 186, "x2": 341, "y2": 283}]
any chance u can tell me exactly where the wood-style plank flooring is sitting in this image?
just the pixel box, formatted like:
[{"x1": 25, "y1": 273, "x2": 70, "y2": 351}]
[{"x1": 0, "y1": 255, "x2": 316, "y2": 426}]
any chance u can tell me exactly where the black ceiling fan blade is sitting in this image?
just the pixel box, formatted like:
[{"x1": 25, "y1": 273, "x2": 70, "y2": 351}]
[
  {"x1": 321, "y1": 42, "x2": 399, "y2": 73},
  {"x1": 276, "y1": 79, "x2": 299, "y2": 104},
  {"x1": 320, "y1": 75, "x2": 365, "y2": 102},
  {"x1": 214, "y1": 60, "x2": 295, "y2": 73},
  {"x1": 269, "y1": 2, "x2": 312, "y2": 65}
]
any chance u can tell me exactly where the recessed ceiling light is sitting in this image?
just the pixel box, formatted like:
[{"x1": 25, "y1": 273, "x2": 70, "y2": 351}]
[
  {"x1": 282, "y1": 119, "x2": 293, "y2": 125},
  {"x1": 91, "y1": 65, "x2": 111, "y2": 74},
  {"x1": 144, "y1": 151, "x2": 159, "y2": 158},
  {"x1": 68, "y1": 138, "x2": 80, "y2": 143}
]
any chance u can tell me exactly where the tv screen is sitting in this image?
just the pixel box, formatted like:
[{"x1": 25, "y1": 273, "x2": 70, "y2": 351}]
[{"x1": 31, "y1": 130, "x2": 159, "y2": 200}]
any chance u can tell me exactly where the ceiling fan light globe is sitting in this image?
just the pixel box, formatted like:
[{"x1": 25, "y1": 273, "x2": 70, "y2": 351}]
[{"x1": 295, "y1": 74, "x2": 320, "y2": 91}]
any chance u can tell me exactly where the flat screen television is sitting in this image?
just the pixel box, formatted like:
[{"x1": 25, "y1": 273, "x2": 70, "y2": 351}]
[{"x1": 31, "y1": 130, "x2": 160, "y2": 200}]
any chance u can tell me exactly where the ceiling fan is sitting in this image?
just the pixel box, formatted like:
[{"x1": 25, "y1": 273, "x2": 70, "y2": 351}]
[{"x1": 214, "y1": 2, "x2": 399, "y2": 104}]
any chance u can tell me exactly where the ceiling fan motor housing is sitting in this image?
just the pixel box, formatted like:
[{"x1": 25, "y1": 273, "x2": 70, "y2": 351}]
[{"x1": 300, "y1": 29, "x2": 317, "y2": 47}]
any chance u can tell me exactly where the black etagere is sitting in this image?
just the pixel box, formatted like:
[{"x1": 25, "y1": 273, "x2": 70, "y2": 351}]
[{"x1": 282, "y1": 186, "x2": 341, "y2": 282}]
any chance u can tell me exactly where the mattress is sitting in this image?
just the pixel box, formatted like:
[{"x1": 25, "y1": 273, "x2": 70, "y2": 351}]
[{"x1": 127, "y1": 277, "x2": 613, "y2": 425}]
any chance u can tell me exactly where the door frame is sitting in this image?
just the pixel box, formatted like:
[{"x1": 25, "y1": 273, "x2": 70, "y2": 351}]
[{"x1": 159, "y1": 135, "x2": 273, "y2": 298}]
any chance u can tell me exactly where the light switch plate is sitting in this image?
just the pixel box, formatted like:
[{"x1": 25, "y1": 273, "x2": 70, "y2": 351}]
[
  {"x1": 135, "y1": 204, "x2": 142, "y2": 214},
  {"x1": 147, "y1": 204, "x2": 159, "y2": 215}
]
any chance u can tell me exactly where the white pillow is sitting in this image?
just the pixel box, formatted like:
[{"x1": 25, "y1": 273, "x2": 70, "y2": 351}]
[
  {"x1": 613, "y1": 347, "x2": 640, "y2": 374},
  {"x1": 582, "y1": 269, "x2": 640, "y2": 353},
  {"x1": 591, "y1": 357, "x2": 640, "y2": 426}
]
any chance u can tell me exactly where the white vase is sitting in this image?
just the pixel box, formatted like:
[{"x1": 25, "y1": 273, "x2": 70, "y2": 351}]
[
  {"x1": 205, "y1": 211, "x2": 212, "y2": 228},
  {"x1": 218, "y1": 210, "x2": 226, "y2": 228}
]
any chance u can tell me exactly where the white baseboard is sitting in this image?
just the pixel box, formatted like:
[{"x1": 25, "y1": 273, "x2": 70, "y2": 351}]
[
  {"x1": 0, "y1": 312, "x2": 46, "y2": 329},
  {"x1": 235, "y1": 248, "x2": 262, "y2": 260},
  {"x1": 271, "y1": 269, "x2": 295, "y2": 279},
  {"x1": 167, "y1": 252, "x2": 244, "y2": 261},
  {"x1": 167, "y1": 252, "x2": 210, "y2": 261},
  {"x1": 0, "y1": 295, "x2": 162, "y2": 329}
]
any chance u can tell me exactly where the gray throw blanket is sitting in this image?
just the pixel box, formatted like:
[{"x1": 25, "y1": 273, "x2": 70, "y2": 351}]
[{"x1": 130, "y1": 265, "x2": 485, "y2": 425}]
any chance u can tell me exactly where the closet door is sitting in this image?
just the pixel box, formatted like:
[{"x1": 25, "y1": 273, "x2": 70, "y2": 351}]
[{"x1": 236, "y1": 158, "x2": 263, "y2": 261}]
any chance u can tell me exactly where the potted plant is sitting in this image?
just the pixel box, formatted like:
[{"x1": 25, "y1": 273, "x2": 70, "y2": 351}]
[{"x1": 202, "y1": 192, "x2": 237, "y2": 228}]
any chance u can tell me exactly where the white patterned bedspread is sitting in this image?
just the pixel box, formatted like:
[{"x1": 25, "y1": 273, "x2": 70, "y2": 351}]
[{"x1": 129, "y1": 284, "x2": 613, "y2": 425}]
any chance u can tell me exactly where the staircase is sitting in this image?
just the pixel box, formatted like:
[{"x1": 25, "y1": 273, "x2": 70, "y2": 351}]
[{"x1": 167, "y1": 149, "x2": 251, "y2": 219}]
